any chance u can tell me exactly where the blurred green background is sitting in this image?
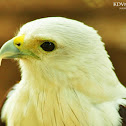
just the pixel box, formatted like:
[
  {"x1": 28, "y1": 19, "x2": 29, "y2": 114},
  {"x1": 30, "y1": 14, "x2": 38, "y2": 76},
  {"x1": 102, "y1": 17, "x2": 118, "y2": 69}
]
[{"x1": 0, "y1": 0, "x2": 126, "y2": 103}]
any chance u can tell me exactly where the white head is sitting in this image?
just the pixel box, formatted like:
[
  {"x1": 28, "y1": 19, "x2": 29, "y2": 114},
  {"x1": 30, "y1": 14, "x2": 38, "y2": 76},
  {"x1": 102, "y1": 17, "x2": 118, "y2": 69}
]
[{"x1": 0, "y1": 17, "x2": 126, "y2": 103}]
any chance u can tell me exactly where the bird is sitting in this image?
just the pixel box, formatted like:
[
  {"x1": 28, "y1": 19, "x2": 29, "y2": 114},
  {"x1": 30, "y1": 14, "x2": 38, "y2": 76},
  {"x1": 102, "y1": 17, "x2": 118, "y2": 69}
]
[{"x1": 0, "y1": 17, "x2": 126, "y2": 126}]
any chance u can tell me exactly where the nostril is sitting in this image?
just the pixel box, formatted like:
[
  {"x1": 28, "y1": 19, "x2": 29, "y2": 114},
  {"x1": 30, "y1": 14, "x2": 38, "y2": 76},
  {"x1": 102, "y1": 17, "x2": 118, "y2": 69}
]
[{"x1": 16, "y1": 43, "x2": 21, "y2": 46}]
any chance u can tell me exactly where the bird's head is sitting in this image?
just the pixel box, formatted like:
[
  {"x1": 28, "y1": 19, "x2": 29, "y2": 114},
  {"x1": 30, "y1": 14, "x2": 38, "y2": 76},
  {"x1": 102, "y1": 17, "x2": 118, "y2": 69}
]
[{"x1": 0, "y1": 17, "x2": 125, "y2": 103}]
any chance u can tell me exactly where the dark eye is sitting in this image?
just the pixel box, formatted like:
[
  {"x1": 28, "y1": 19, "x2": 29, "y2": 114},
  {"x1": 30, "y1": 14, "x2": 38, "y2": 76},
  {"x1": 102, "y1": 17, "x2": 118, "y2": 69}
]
[{"x1": 40, "y1": 42, "x2": 55, "y2": 51}]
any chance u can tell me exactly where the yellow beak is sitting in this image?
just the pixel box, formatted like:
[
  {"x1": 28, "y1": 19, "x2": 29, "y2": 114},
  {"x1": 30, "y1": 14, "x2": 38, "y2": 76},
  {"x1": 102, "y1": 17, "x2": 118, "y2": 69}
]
[
  {"x1": 13, "y1": 35, "x2": 25, "y2": 49},
  {"x1": 0, "y1": 35, "x2": 25, "y2": 65}
]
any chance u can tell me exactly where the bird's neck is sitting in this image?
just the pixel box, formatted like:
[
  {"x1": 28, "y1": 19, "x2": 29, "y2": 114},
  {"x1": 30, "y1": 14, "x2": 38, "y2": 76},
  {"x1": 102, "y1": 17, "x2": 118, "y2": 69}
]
[
  {"x1": 19, "y1": 59, "x2": 62, "y2": 90},
  {"x1": 19, "y1": 59, "x2": 126, "y2": 104}
]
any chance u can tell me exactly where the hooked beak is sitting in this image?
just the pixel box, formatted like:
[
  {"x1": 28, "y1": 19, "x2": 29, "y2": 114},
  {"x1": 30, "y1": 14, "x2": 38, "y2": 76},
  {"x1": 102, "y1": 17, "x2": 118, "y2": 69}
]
[{"x1": 0, "y1": 35, "x2": 25, "y2": 65}]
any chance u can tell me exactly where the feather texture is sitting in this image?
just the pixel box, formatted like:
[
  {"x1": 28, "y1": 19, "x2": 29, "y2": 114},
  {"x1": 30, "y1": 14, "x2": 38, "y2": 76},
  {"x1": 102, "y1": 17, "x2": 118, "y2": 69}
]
[
  {"x1": 119, "y1": 105, "x2": 126, "y2": 126},
  {"x1": 0, "y1": 17, "x2": 126, "y2": 126}
]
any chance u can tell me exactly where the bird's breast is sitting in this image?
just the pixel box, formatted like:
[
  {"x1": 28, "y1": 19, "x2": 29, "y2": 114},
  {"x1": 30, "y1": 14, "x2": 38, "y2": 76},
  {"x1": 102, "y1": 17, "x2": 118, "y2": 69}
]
[{"x1": 1, "y1": 84, "x2": 122, "y2": 126}]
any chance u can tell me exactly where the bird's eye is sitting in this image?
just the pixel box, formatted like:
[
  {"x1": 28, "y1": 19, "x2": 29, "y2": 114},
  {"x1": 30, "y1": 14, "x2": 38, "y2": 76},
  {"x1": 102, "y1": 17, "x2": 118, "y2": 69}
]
[{"x1": 40, "y1": 42, "x2": 55, "y2": 52}]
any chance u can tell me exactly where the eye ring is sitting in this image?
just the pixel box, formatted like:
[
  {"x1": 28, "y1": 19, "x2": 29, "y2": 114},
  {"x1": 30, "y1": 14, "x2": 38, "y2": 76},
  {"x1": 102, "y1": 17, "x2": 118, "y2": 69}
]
[{"x1": 40, "y1": 41, "x2": 55, "y2": 52}]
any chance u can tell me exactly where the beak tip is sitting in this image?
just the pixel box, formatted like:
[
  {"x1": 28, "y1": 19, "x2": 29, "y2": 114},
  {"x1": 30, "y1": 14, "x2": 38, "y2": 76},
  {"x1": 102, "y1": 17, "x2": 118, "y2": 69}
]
[
  {"x1": 0, "y1": 57, "x2": 2, "y2": 66},
  {"x1": 0, "y1": 38, "x2": 21, "y2": 64}
]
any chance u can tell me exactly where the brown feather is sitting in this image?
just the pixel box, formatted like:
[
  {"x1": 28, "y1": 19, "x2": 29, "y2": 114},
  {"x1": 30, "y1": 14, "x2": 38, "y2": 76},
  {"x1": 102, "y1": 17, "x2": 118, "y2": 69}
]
[
  {"x1": 0, "y1": 96, "x2": 7, "y2": 126},
  {"x1": 119, "y1": 105, "x2": 126, "y2": 126},
  {"x1": 0, "y1": 87, "x2": 13, "y2": 126}
]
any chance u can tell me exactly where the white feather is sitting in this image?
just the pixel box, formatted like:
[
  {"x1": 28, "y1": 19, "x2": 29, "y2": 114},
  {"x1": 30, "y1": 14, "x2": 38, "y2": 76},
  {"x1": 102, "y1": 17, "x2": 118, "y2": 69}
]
[{"x1": 1, "y1": 17, "x2": 126, "y2": 126}]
